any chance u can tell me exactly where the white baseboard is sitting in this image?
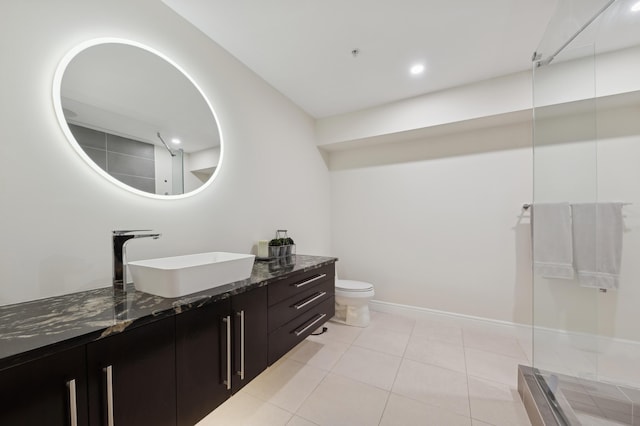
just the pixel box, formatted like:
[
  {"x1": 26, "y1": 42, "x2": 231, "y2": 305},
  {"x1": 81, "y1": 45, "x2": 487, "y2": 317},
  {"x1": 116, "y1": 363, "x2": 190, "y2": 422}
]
[
  {"x1": 368, "y1": 300, "x2": 640, "y2": 389},
  {"x1": 369, "y1": 299, "x2": 530, "y2": 331},
  {"x1": 370, "y1": 299, "x2": 640, "y2": 342}
]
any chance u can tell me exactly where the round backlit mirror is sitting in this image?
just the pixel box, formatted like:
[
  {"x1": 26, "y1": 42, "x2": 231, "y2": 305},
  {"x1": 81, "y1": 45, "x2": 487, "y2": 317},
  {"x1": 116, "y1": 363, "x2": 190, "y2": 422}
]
[{"x1": 53, "y1": 38, "x2": 223, "y2": 199}]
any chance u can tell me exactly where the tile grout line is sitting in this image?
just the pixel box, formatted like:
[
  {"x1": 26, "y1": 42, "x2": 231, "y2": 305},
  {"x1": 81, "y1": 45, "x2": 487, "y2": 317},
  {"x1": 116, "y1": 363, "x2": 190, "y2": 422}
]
[
  {"x1": 336, "y1": 316, "x2": 410, "y2": 425},
  {"x1": 376, "y1": 387, "x2": 393, "y2": 426},
  {"x1": 461, "y1": 327, "x2": 476, "y2": 425},
  {"x1": 379, "y1": 316, "x2": 443, "y2": 425},
  {"x1": 298, "y1": 315, "x2": 532, "y2": 425},
  {"x1": 216, "y1": 313, "x2": 535, "y2": 426},
  {"x1": 377, "y1": 325, "x2": 414, "y2": 424},
  {"x1": 387, "y1": 318, "x2": 478, "y2": 425},
  {"x1": 383, "y1": 317, "x2": 415, "y2": 400},
  {"x1": 288, "y1": 321, "x2": 361, "y2": 423},
  {"x1": 292, "y1": 342, "x2": 344, "y2": 418}
]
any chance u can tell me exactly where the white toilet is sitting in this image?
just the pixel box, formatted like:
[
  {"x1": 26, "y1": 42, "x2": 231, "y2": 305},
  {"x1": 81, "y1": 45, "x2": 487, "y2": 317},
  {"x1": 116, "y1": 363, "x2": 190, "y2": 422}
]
[{"x1": 333, "y1": 279, "x2": 375, "y2": 327}]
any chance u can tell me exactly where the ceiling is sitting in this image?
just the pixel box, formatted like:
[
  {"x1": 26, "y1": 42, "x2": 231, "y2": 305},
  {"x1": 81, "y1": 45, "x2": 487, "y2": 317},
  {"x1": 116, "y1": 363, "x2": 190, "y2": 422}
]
[{"x1": 162, "y1": 0, "x2": 559, "y2": 118}]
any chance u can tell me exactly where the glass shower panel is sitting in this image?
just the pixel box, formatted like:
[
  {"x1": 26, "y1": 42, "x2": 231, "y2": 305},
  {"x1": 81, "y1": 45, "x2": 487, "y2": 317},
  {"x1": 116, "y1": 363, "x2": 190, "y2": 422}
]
[
  {"x1": 533, "y1": 38, "x2": 600, "y2": 397},
  {"x1": 592, "y1": 0, "x2": 640, "y2": 393},
  {"x1": 533, "y1": 1, "x2": 640, "y2": 424}
]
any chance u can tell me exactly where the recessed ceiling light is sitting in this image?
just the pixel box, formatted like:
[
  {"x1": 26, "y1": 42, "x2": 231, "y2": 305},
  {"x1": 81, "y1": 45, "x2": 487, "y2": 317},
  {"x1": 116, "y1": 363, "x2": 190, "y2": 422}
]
[
  {"x1": 632, "y1": 1, "x2": 640, "y2": 11},
  {"x1": 410, "y1": 64, "x2": 425, "y2": 75},
  {"x1": 171, "y1": 138, "x2": 181, "y2": 145}
]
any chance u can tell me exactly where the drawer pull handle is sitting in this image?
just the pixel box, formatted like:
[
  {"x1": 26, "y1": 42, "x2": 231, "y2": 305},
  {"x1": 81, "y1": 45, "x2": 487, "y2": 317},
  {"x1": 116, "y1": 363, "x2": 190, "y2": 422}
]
[
  {"x1": 67, "y1": 378, "x2": 78, "y2": 426},
  {"x1": 294, "y1": 273, "x2": 327, "y2": 288},
  {"x1": 237, "y1": 310, "x2": 245, "y2": 380},
  {"x1": 104, "y1": 365, "x2": 114, "y2": 426},
  {"x1": 294, "y1": 291, "x2": 327, "y2": 310},
  {"x1": 294, "y1": 313, "x2": 327, "y2": 337},
  {"x1": 223, "y1": 316, "x2": 232, "y2": 390}
]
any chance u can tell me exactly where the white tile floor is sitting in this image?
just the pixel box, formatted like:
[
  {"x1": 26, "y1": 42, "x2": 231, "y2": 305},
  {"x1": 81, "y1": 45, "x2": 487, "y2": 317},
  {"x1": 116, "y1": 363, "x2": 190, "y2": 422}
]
[{"x1": 197, "y1": 310, "x2": 532, "y2": 426}]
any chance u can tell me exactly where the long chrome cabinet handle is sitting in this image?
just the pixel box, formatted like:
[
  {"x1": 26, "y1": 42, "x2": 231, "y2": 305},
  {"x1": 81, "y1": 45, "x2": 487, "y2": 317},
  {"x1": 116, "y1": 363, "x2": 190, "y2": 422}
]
[
  {"x1": 67, "y1": 379, "x2": 78, "y2": 426},
  {"x1": 294, "y1": 313, "x2": 327, "y2": 337},
  {"x1": 223, "y1": 316, "x2": 231, "y2": 390},
  {"x1": 236, "y1": 310, "x2": 245, "y2": 380},
  {"x1": 294, "y1": 291, "x2": 327, "y2": 310},
  {"x1": 104, "y1": 365, "x2": 114, "y2": 426},
  {"x1": 294, "y1": 273, "x2": 327, "y2": 288}
]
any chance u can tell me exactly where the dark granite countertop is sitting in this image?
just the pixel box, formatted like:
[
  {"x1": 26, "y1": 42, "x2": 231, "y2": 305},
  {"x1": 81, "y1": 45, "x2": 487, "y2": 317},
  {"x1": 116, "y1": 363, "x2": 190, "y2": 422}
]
[{"x1": 0, "y1": 254, "x2": 336, "y2": 371}]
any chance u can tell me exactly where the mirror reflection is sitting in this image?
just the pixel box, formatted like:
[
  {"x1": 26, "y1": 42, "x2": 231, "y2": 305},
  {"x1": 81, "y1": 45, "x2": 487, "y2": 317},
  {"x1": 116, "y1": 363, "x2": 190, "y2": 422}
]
[{"x1": 56, "y1": 39, "x2": 221, "y2": 198}]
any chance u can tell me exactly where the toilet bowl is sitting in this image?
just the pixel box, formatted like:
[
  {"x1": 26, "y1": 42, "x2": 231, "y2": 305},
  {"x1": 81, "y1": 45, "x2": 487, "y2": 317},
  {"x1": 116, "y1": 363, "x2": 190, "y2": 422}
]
[{"x1": 333, "y1": 279, "x2": 375, "y2": 327}]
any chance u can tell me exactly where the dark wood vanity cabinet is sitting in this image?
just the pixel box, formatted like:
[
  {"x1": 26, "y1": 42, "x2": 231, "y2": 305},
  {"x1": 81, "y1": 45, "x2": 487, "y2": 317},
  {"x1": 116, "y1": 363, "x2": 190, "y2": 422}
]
[
  {"x1": 175, "y1": 287, "x2": 268, "y2": 426},
  {"x1": 86, "y1": 317, "x2": 176, "y2": 426},
  {"x1": 231, "y1": 286, "x2": 268, "y2": 393},
  {"x1": 268, "y1": 264, "x2": 335, "y2": 364},
  {"x1": 0, "y1": 259, "x2": 335, "y2": 426},
  {"x1": 0, "y1": 345, "x2": 89, "y2": 426},
  {"x1": 0, "y1": 287, "x2": 268, "y2": 426},
  {"x1": 175, "y1": 297, "x2": 230, "y2": 426}
]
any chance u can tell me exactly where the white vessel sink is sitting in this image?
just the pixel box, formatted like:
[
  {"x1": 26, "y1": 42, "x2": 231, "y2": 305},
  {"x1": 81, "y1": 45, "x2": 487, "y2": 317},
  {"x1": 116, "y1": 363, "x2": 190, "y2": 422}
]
[{"x1": 128, "y1": 252, "x2": 255, "y2": 298}]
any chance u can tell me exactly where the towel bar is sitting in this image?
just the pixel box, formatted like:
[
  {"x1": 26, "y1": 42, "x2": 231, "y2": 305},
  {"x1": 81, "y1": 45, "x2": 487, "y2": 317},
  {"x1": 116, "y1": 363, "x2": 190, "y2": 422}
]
[{"x1": 523, "y1": 202, "x2": 630, "y2": 211}]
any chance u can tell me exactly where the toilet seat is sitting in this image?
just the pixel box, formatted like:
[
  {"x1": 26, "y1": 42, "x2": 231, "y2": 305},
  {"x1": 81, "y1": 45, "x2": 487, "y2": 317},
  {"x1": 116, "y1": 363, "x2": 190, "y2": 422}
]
[
  {"x1": 336, "y1": 279, "x2": 373, "y2": 291},
  {"x1": 335, "y1": 279, "x2": 375, "y2": 298}
]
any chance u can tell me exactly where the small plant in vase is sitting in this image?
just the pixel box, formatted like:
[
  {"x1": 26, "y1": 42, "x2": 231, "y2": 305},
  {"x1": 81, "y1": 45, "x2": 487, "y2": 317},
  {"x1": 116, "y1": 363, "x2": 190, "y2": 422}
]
[
  {"x1": 283, "y1": 237, "x2": 295, "y2": 256},
  {"x1": 268, "y1": 238, "x2": 283, "y2": 258}
]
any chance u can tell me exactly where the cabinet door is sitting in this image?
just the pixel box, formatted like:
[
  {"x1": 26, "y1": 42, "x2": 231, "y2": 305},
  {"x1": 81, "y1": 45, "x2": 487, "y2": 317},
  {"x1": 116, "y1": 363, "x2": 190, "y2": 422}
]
[
  {"x1": 0, "y1": 345, "x2": 88, "y2": 426},
  {"x1": 175, "y1": 298, "x2": 231, "y2": 426},
  {"x1": 86, "y1": 317, "x2": 176, "y2": 426},
  {"x1": 231, "y1": 286, "x2": 268, "y2": 394}
]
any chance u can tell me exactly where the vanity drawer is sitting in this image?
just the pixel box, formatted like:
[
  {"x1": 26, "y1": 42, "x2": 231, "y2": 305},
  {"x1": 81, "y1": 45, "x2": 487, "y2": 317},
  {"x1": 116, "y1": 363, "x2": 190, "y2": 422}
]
[
  {"x1": 268, "y1": 296, "x2": 334, "y2": 364},
  {"x1": 268, "y1": 278, "x2": 334, "y2": 333},
  {"x1": 268, "y1": 263, "x2": 335, "y2": 306}
]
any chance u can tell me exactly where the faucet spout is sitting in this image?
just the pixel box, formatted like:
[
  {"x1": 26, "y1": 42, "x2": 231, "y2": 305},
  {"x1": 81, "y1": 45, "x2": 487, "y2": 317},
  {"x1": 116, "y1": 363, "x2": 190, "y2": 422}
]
[{"x1": 112, "y1": 230, "x2": 161, "y2": 292}]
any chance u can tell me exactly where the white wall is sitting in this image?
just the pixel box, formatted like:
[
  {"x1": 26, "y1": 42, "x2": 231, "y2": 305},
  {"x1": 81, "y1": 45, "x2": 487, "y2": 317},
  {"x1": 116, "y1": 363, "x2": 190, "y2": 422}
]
[
  {"x1": 330, "y1": 122, "x2": 533, "y2": 324},
  {"x1": 534, "y1": 45, "x2": 640, "y2": 107},
  {"x1": 316, "y1": 72, "x2": 532, "y2": 147},
  {"x1": 325, "y1": 45, "x2": 640, "y2": 330},
  {"x1": 0, "y1": 0, "x2": 330, "y2": 305},
  {"x1": 533, "y1": 104, "x2": 640, "y2": 342},
  {"x1": 187, "y1": 147, "x2": 220, "y2": 174},
  {"x1": 320, "y1": 66, "x2": 536, "y2": 326},
  {"x1": 184, "y1": 147, "x2": 220, "y2": 193},
  {"x1": 317, "y1": 45, "x2": 640, "y2": 152},
  {"x1": 530, "y1": 38, "x2": 640, "y2": 342}
]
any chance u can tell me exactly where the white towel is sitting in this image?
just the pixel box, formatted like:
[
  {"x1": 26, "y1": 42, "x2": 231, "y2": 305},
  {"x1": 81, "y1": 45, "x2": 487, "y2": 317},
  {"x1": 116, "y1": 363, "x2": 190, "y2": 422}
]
[
  {"x1": 532, "y1": 203, "x2": 574, "y2": 279},
  {"x1": 572, "y1": 203, "x2": 624, "y2": 290}
]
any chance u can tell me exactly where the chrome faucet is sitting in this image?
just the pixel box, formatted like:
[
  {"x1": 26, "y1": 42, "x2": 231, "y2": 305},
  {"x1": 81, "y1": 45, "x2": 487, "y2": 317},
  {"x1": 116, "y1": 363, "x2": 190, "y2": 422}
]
[{"x1": 112, "y1": 230, "x2": 161, "y2": 292}]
